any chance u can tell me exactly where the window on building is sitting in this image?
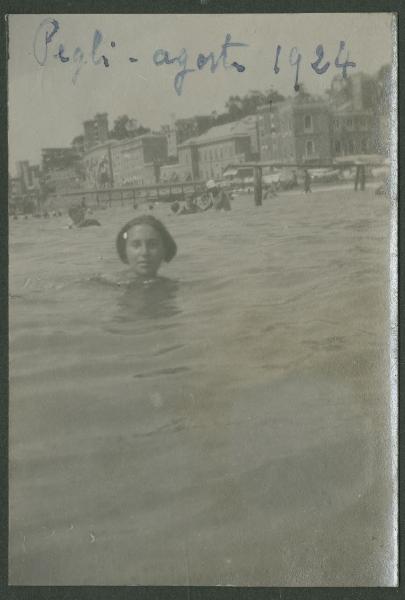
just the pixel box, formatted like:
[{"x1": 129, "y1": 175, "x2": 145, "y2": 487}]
[
  {"x1": 306, "y1": 140, "x2": 314, "y2": 155},
  {"x1": 335, "y1": 140, "x2": 341, "y2": 154},
  {"x1": 361, "y1": 138, "x2": 368, "y2": 152},
  {"x1": 348, "y1": 139, "x2": 354, "y2": 153},
  {"x1": 346, "y1": 118, "x2": 353, "y2": 129},
  {"x1": 304, "y1": 115, "x2": 312, "y2": 131}
]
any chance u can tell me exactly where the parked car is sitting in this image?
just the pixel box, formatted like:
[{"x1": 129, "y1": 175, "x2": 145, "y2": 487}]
[
  {"x1": 262, "y1": 171, "x2": 281, "y2": 188},
  {"x1": 340, "y1": 167, "x2": 356, "y2": 181},
  {"x1": 308, "y1": 168, "x2": 341, "y2": 183}
]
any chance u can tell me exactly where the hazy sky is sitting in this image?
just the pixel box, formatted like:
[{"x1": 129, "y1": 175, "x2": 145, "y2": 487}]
[{"x1": 8, "y1": 13, "x2": 395, "y2": 174}]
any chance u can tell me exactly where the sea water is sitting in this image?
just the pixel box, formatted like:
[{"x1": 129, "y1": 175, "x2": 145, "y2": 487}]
[{"x1": 9, "y1": 189, "x2": 394, "y2": 585}]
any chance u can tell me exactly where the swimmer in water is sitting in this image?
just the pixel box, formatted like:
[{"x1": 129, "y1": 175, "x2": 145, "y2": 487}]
[{"x1": 116, "y1": 215, "x2": 177, "y2": 281}]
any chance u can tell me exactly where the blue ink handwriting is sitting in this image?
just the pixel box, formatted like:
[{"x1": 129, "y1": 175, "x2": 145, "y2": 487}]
[
  {"x1": 152, "y1": 33, "x2": 248, "y2": 95},
  {"x1": 33, "y1": 18, "x2": 114, "y2": 84},
  {"x1": 32, "y1": 18, "x2": 357, "y2": 93},
  {"x1": 274, "y1": 42, "x2": 356, "y2": 90},
  {"x1": 33, "y1": 17, "x2": 60, "y2": 66}
]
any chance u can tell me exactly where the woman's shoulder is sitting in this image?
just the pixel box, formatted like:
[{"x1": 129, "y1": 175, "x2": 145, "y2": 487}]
[{"x1": 88, "y1": 272, "x2": 179, "y2": 290}]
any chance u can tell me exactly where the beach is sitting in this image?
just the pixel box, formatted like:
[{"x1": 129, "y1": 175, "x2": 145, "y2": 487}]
[{"x1": 9, "y1": 187, "x2": 395, "y2": 586}]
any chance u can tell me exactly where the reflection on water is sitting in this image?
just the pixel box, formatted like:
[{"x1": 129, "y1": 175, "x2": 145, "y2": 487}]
[{"x1": 9, "y1": 193, "x2": 394, "y2": 586}]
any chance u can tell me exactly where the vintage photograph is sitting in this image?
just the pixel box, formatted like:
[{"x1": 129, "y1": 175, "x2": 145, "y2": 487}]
[{"x1": 8, "y1": 12, "x2": 397, "y2": 586}]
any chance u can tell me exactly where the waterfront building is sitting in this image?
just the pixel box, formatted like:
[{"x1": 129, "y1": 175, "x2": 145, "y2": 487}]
[
  {"x1": 16, "y1": 161, "x2": 41, "y2": 192},
  {"x1": 41, "y1": 147, "x2": 83, "y2": 193},
  {"x1": 177, "y1": 121, "x2": 253, "y2": 181},
  {"x1": 257, "y1": 94, "x2": 332, "y2": 165},
  {"x1": 83, "y1": 141, "x2": 115, "y2": 189},
  {"x1": 83, "y1": 133, "x2": 168, "y2": 188},
  {"x1": 328, "y1": 73, "x2": 384, "y2": 157},
  {"x1": 161, "y1": 122, "x2": 178, "y2": 159},
  {"x1": 160, "y1": 143, "x2": 199, "y2": 183},
  {"x1": 9, "y1": 176, "x2": 24, "y2": 198},
  {"x1": 110, "y1": 134, "x2": 168, "y2": 186},
  {"x1": 83, "y1": 113, "x2": 109, "y2": 151},
  {"x1": 330, "y1": 109, "x2": 376, "y2": 157}
]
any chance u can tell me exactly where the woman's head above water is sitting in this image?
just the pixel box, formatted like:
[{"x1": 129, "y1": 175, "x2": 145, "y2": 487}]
[{"x1": 116, "y1": 215, "x2": 177, "y2": 278}]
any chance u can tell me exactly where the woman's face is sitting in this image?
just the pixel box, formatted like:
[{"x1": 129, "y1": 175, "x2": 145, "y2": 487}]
[{"x1": 126, "y1": 224, "x2": 165, "y2": 278}]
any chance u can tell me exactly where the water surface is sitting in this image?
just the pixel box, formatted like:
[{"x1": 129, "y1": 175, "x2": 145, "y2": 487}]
[{"x1": 9, "y1": 190, "x2": 394, "y2": 585}]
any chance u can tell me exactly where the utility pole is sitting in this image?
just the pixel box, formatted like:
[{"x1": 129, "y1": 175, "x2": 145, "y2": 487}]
[{"x1": 254, "y1": 166, "x2": 263, "y2": 206}]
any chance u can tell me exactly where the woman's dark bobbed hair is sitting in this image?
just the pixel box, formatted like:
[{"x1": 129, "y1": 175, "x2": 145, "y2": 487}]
[{"x1": 116, "y1": 215, "x2": 177, "y2": 264}]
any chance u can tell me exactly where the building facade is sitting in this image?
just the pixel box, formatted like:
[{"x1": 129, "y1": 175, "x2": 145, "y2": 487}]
[
  {"x1": 9, "y1": 176, "x2": 24, "y2": 198},
  {"x1": 328, "y1": 73, "x2": 384, "y2": 157},
  {"x1": 110, "y1": 134, "x2": 168, "y2": 186},
  {"x1": 238, "y1": 115, "x2": 260, "y2": 158},
  {"x1": 83, "y1": 141, "x2": 115, "y2": 189},
  {"x1": 16, "y1": 161, "x2": 41, "y2": 193},
  {"x1": 83, "y1": 113, "x2": 109, "y2": 151},
  {"x1": 330, "y1": 109, "x2": 376, "y2": 157},
  {"x1": 161, "y1": 123, "x2": 178, "y2": 159},
  {"x1": 160, "y1": 143, "x2": 199, "y2": 183},
  {"x1": 83, "y1": 134, "x2": 168, "y2": 188},
  {"x1": 257, "y1": 95, "x2": 332, "y2": 165},
  {"x1": 176, "y1": 121, "x2": 253, "y2": 182},
  {"x1": 41, "y1": 147, "x2": 83, "y2": 193}
]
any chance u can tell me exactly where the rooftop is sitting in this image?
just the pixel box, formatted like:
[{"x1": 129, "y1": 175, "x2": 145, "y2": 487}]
[{"x1": 178, "y1": 118, "x2": 253, "y2": 148}]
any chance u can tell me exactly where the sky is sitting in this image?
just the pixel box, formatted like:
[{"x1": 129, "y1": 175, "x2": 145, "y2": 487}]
[{"x1": 8, "y1": 12, "x2": 395, "y2": 174}]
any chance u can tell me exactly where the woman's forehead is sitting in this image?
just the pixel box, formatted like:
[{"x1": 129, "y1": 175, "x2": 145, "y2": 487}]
[{"x1": 127, "y1": 224, "x2": 160, "y2": 239}]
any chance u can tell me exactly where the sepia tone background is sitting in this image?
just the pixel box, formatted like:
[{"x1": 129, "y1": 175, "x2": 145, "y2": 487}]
[{"x1": 8, "y1": 13, "x2": 397, "y2": 586}]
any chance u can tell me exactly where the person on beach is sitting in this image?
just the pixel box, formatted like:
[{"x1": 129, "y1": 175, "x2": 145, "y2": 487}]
[
  {"x1": 206, "y1": 180, "x2": 232, "y2": 211},
  {"x1": 354, "y1": 164, "x2": 366, "y2": 191},
  {"x1": 68, "y1": 204, "x2": 101, "y2": 228},
  {"x1": 304, "y1": 169, "x2": 312, "y2": 193},
  {"x1": 116, "y1": 215, "x2": 177, "y2": 281},
  {"x1": 176, "y1": 195, "x2": 201, "y2": 215}
]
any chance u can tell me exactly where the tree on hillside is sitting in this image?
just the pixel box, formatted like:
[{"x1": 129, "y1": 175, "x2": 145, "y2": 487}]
[
  {"x1": 109, "y1": 115, "x2": 150, "y2": 140},
  {"x1": 225, "y1": 95, "x2": 244, "y2": 119},
  {"x1": 359, "y1": 68, "x2": 392, "y2": 114},
  {"x1": 71, "y1": 134, "x2": 84, "y2": 147},
  {"x1": 225, "y1": 88, "x2": 285, "y2": 119},
  {"x1": 326, "y1": 65, "x2": 391, "y2": 115}
]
